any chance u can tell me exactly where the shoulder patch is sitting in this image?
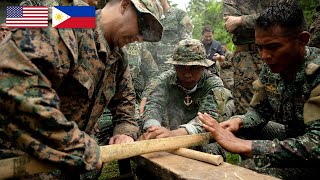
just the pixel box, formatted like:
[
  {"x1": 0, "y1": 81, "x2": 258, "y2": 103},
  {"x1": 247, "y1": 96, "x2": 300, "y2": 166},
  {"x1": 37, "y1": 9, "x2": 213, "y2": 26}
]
[
  {"x1": 180, "y1": 15, "x2": 193, "y2": 33},
  {"x1": 250, "y1": 79, "x2": 267, "y2": 107},
  {"x1": 306, "y1": 63, "x2": 320, "y2": 75},
  {"x1": 304, "y1": 84, "x2": 320, "y2": 124}
]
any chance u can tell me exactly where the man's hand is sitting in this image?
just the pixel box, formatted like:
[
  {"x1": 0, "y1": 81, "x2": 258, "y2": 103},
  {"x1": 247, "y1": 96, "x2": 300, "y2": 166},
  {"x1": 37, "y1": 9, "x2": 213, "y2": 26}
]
[
  {"x1": 138, "y1": 126, "x2": 171, "y2": 140},
  {"x1": 139, "y1": 98, "x2": 147, "y2": 117},
  {"x1": 223, "y1": 16, "x2": 242, "y2": 33},
  {"x1": 109, "y1": 134, "x2": 134, "y2": 145},
  {"x1": 198, "y1": 112, "x2": 252, "y2": 157},
  {"x1": 212, "y1": 53, "x2": 225, "y2": 62},
  {"x1": 220, "y1": 117, "x2": 243, "y2": 133}
]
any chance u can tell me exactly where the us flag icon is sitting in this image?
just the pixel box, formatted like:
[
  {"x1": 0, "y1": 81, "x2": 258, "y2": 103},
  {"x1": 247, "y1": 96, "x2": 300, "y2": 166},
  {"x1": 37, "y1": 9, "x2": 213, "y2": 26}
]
[{"x1": 6, "y1": 6, "x2": 48, "y2": 28}]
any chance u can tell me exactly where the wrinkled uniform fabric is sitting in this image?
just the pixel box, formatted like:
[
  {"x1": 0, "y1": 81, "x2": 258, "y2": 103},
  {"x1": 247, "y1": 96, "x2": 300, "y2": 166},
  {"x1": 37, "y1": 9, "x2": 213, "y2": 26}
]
[
  {"x1": 219, "y1": 50, "x2": 234, "y2": 90},
  {"x1": 310, "y1": 5, "x2": 320, "y2": 48},
  {"x1": 0, "y1": 3, "x2": 138, "y2": 179},
  {"x1": 148, "y1": 7, "x2": 192, "y2": 73},
  {"x1": 123, "y1": 42, "x2": 159, "y2": 102},
  {"x1": 142, "y1": 70, "x2": 225, "y2": 133},
  {"x1": 124, "y1": 42, "x2": 159, "y2": 126},
  {"x1": 97, "y1": 43, "x2": 159, "y2": 140},
  {"x1": 223, "y1": 0, "x2": 296, "y2": 114},
  {"x1": 239, "y1": 47, "x2": 320, "y2": 179}
]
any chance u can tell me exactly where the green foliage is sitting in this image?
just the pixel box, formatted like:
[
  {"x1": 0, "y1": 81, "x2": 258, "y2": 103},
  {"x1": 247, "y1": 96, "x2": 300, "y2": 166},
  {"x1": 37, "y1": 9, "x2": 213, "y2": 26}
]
[
  {"x1": 226, "y1": 152, "x2": 241, "y2": 165},
  {"x1": 99, "y1": 161, "x2": 120, "y2": 179},
  {"x1": 297, "y1": 0, "x2": 318, "y2": 26},
  {"x1": 187, "y1": 0, "x2": 319, "y2": 51},
  {"x1": 187, "y1": 0, "x2": 234, "y2": 51}
]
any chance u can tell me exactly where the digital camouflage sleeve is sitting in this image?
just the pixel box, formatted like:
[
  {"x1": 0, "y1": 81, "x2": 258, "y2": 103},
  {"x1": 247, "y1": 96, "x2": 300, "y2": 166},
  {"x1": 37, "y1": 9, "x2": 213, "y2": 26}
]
[{"x1": 140, "y1": 47, "x2": 160, "y2": 99}]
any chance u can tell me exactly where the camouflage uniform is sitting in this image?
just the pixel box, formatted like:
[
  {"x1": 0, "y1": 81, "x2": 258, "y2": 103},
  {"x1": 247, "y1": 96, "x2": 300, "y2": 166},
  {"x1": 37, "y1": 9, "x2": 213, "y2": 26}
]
[
  {"x1": 143, "y1": 39, "x2": 226, "y2": 132},
  {"x1": 148, "y1": 7, "x2": 193, "y2": 73},
  {"x1": 142, "y1": 39, "x2": 232, "y2": 160},
  {"x1": 218, "y1": 50, "x2": 234, "y2": 91},
  {"x1": 237, "y1": 47, "x2": 320, "y2": 179},
  {"x1": 123, "y1": 42, "x2": 159, "y2": 102},
  {"x1": 0, "y1": 0, "x2": 163, "y2": 178},
  {"x1": 223, "y1": 0, "x2": 297, "y2": 114},
  {"x1": 310, "y1": 5, "x2": 320, "y2": 48},
  {"x1": 97, "y1": 43, "x2": 159, "y2": 141},
  {"x1": 142, "y1": 69, "x2": 225, "y2": 131}
]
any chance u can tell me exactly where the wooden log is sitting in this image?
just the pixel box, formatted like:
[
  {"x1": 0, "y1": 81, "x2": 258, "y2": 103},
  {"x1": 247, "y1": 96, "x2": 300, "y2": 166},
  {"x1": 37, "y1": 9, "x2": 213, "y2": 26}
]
[
  {"x1": 172, "y1": 148, "x2": 223, "y2": 166},
  {"x1": 134, "y1": 152, "x2": 280, "y2": 180},
  {"x1": 0, "y1": 133, "x2": 211, "y2": 179}
]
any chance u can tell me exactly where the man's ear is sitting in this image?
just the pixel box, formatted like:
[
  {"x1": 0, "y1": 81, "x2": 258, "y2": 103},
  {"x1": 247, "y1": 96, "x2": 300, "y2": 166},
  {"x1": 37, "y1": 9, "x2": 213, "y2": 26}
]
[
  {"x1": 298, "y1": 31, "x2": 311, "y2": 46},
  {"x1": 120, "y1": 0, "x2": 131, "y2": 15}
]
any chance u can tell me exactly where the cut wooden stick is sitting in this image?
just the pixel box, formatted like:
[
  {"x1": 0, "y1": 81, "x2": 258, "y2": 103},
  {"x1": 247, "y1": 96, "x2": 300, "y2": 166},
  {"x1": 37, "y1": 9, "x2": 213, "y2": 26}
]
[
  {"x1": 100, "y1": 133, "x2": 211, "y2": 162},
  {"x1": 0, "y1": 133, "x2": 212, "y2": 179},
  {"x1": 172, "y1": 148, "x2": 223, "y2": 166}
]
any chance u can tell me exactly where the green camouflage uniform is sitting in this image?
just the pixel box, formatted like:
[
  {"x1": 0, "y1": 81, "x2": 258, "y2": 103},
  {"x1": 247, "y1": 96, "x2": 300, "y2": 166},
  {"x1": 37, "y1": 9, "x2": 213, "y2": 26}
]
[
  {"x1": 310, "y1": 5, "x2": 320, "y2": 48},
  {"x1": 123, "y1": 42, "x2": 159, "y2": 102},
  {"x1": 0, "y1": 0, "x2": 163, "y2": 178},
  {"x1": 143, "y1": 39, "x2": 231, "y2": 132},
  {"x1": 223, "y1": 0, "x2": 297, "y2": 114},
  {"x1": 237, "y1": 47, "x2": 320, "y2": 179},
  {"x1": 142, "y1": 69, "x2": 225, "y2": 132},
  {"x1": 148, "y1": 7, "x2": 193, "y2": 73},
  {"x1": 142, "y1": 39, "x2": 232, "y2": 159}
]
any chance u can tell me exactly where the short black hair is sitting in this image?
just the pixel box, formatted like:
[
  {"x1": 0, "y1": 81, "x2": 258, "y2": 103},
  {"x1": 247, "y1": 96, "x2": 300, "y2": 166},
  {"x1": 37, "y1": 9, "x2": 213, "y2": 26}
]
[
  {"x1": 256, "y1": 2, "x2": 307, "y2": 37},
  {"x1": 201, "y1": 25, "x2": 214, "y2": 35}
]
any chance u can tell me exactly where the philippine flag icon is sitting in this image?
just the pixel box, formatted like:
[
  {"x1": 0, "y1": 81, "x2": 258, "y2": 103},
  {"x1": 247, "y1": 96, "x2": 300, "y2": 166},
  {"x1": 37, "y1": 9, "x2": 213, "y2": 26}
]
[{"x1": 52, "y1": 6, "x2": 95, "y2": 28}]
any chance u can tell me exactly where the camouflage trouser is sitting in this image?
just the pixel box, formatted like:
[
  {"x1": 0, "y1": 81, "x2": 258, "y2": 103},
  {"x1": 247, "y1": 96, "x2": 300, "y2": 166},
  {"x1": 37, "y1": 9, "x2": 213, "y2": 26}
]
[{"x1": 232, "y1": 50, "x2": 263, "y2": 115}]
